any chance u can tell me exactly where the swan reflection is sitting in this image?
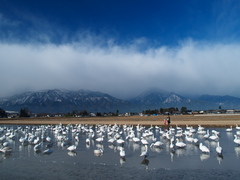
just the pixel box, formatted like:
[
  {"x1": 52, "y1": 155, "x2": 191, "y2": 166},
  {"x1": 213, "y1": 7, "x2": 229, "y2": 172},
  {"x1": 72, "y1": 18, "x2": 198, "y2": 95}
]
[
  {"x1": 150, "y1": 146, "x2": 163, "y2": 153},
  {"x1": 209, "y1": 141, "x2": 217, "y2": 148},
  {"x1": 96, "y1": 144, "x2": 104, "y2": 150},
  {"x1": 175, "y1": 148, "x2": 186, "y2": 157},
  {"x1": 132, "y1": 143, "x2": 140, "y2": 152},
  {"x1": 200, "y1": 154, "x2": 210, "y2": 161},
  {"x1": 93, "y1": 151, "x2": 103, "y2": 157},
  {"x1": 74, "y1": 141, "x2": 79, "y2": 146},
  {"x1": 234, "y1": 146, "x2": 240, "y2": 158},
  {"x1": 141, "y1": 158, "x2": 149, "y2": 170},
  {"x1": 226, "y1": 132, "x2": 233, "y2": 140},
  {"x1": 217, "y1": 155, "x2": 223, "y2": 164},
  {"x1": 108, "y1": 144, "x2": 115, "y2": 150},
  {"x1": 170, "y1": 151, "x2": 175, "y2": 162},
  {"x1": 120, "y1": 157, "x2": 126, "y2": 166},
  {"x1": 86, "y1": 143, "x2": 90, "y2": 149},
  {"x1": 68, "y1": 151, "x2": 77, "y2": 157}
]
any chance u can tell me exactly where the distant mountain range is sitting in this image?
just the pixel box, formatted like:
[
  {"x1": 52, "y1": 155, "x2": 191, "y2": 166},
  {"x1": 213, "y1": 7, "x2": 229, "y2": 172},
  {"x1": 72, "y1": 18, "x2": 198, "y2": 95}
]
[{"x1": 1, "y1": 88, "x2": 240, "y2": 113}]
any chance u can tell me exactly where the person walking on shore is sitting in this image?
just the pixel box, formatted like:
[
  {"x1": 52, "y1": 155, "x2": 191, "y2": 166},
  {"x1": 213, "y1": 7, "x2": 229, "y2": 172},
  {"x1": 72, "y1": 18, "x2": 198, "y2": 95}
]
[
  {"x1": 167, "y1": 115, "x2": 171, "y2": 126},
  {"x1": 163, "y1": 118, "x2": 167, "y2": 125}
]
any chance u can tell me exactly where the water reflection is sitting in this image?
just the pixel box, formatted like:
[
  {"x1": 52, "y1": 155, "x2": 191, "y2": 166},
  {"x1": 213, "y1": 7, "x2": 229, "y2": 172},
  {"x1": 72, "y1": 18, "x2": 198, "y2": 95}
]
[
  {"x1": 217, "y1": 155, "x2": 223, "y2": 164},
  {"x1": 120, "y1": 157, "x2": 126, "y2": 166},
  {"x1": 226, "y1": 132, "x2": 233, "y2": 140},
  {"x1": 200, "y1": 154, "x2": 210, "y2": 161},
  {"x1": 43, "y1": 149, "x2": 53, "y2": 155},
  {"x1": 175, "y1": 148, "x2": 186, "y2": 157},
  {"x1": 234, "y1": 146, "x2": 240, "y2": 158},
  {"x1": 68, "y1": 151, "x2": 77, "y2": 157},
  {"x1": 141, "y1": 158, "x2": 149, "y2": 170},
  {"x1": 170, "y1": 151, "x2": 174, "y2": 162},
  {"x1": 150, "y1": 146, "x2": 163, "y2": 153},
  {"x1": 209, "y1": 141, "x2": 218, "y2": 148},
  {"x1": 93, "y1": 148, "x2": 104, "y2": 157},
  {"x1": 108, "y1": 144, "x2": 115, "y2": 150},
  {"x1": 132, "y1": 143, "x2": 140, "y2": 152}
]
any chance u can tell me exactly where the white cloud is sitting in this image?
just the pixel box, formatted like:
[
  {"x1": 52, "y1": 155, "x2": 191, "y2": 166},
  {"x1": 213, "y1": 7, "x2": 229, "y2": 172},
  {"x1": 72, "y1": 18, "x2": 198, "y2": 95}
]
[{"x1": 1, "y1": 38, "x2": 240, "y2": 99}]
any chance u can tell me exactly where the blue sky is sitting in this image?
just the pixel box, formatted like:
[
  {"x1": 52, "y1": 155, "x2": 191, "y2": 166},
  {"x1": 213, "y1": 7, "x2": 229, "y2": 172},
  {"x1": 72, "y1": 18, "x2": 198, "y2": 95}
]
[
  {"x1": 2, "y1": 0, "x2": 240, "y2": 45},
  {"x1": 1, "y1": 0, "x2": 240, "y2": 99}
]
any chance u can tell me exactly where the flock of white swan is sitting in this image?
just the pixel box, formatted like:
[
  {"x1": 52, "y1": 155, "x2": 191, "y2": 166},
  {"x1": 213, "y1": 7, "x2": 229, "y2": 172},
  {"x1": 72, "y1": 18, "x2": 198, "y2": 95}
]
[{"x1": 0, "y1": 123, "x2": 240, "y2": 165}]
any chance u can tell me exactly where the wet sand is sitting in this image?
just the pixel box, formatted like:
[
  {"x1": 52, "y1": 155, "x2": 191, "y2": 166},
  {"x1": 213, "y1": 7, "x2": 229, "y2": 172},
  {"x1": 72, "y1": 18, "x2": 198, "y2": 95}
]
[{"x1": 1, "y1": 114, "x2": 240, "y2": 127}]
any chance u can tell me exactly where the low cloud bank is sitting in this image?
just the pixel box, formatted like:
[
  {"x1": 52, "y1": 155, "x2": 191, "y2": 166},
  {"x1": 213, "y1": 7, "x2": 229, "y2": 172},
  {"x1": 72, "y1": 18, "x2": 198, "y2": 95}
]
[{"x1": 1, "y1": 39, "x2": 240, "y2": 99}]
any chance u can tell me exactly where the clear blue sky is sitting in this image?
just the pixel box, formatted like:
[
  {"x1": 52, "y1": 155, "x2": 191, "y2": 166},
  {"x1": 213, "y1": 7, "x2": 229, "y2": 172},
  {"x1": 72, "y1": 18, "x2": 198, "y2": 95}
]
[
  {"x1": 2, "y1": 0, "x2": 240, "y2": 45},
  {"x1": 1, "y1": 0, "x2": 240, "y2": 99}
]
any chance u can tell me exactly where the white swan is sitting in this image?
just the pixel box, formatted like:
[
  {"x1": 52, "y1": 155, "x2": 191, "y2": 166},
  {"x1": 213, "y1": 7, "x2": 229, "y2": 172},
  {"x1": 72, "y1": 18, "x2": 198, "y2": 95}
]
[
  {"x1": 150, "y1": 141, "x2": 164, "y2": 148},
  {"x1": 0, "y1": 146, "x2": 12, "y2": 154},
  {"x1": 116, "y1": 138, "x2": 125, "y2": 145},
  {"x1": 185, "y1": 134, "x2": 194, "y2": 143},
  {"x1": 95, "y1": 136, "x2": 104, "y2": 143},
  {"x1": 199, "y1": 143, "x2": 210, "y2": 153},
  {"x1": 67, "y1": 145, "x2": 77, "y2": 151},
  {"x1": 43, "y1": 149, "x2": 53, "y2": 155},
  {"x1": 34, "y1": 137, "x2": 41, "y2": 145},
  {"x1": 212, "y1": 130, "x2": 220, "y2": 136},
  {"x1": 234, "y1": 135, "x2": 240, "y2": 145},
  {"x1": 198, "y1": 125, "x2": 204, "y2": 131},
  {"x1": 203, "y1": 130, "x2": 210, "y2": 139},
  {"x1": 176, "y1": 125, "x2": 182, "y2": 130},
  {"x1": 216, "y1": 142, "x2": 222, "y2": 155},
  {"x1": 86, "y1": 138, "x2": 90, "y2": 144},
  {"x1": 140, "y1": 144, "x2": 149, "y2": 158},
  {"x1": 175, "y1": 138, "x2": 186, "y2": 148},
  {"x1": 193, "y1": 138, "x2": 199, "y2": 144},
  {"x1": 0, "y1": 135, "x2": 6, "y2": 142},
  {"x1": 2, "y1": 141, "x2": 10, "y2": 147},
  {"x1": 189, "y1": 127, "x2": 196, "y2": 133},
  {"x1": 19, "y1": 136, "x2": 28, "y2": 145},
  {"x1": 209, "y1": 134, "x2": 219, "y2": 141},
  {"x1": 119, "y1": 147, "x2": 125, "y2": 158},
  {"x1": 46, "y1": 136, "x2": 52, "y2": 142},
  {"x1": 75, "y1": 135, "x2": 79, "y2": 141},
  {"x1": 170, "y1": 138, "x2": 174, "y2": 149},
  {"x1": 107, "y1": 137, "x2": 115, "y2": 143},
  {"x1": 94, "y1": 148, "x2": 104, "y2": 157},
  {"x1": 133, "y1": 137, "x2": 140, "y2": 143},
  {"x1": 186, "y1": 124, "x2": 191, "y2": 130},
  {"x1": 140, "y1": 138, "x2": 149, "y2": 145},
  {"x1": 236, "y1": 124, "x2": 240, "y2": 130},
  {"x1": 34, "y1": 142, "x2": 42, "y2": 152},
  {"x1": 175, "y1": 130, "x2": 183, "y2": 138},
  {"x1": 226, "y1": 126, "x2": 233, "y2": 132}
]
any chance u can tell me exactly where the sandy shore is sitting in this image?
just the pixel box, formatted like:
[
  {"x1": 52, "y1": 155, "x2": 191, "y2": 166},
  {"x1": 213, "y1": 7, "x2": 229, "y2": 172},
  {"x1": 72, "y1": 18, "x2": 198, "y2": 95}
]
[{"x1": 1, "y1": 114, "x2": 240, "y2": 128}]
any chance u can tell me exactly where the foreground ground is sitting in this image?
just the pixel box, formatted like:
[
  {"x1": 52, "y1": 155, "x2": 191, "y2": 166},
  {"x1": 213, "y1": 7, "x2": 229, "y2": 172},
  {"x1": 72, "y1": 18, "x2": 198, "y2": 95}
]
[{"x1": 1, "y1": 114, "x2": 240, "y2": 128}]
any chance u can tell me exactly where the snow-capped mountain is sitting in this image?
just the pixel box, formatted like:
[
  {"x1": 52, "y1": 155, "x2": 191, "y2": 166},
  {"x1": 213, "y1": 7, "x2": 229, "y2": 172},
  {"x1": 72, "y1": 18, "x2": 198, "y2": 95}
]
[
  {"x1": 194, "y1": 94, "x2": 240, "y2": 110},
  {"x1": 130, "y1": 87, "x2": 191, "y2": 109},
  {"x1": 163, "y1": 93, "x2": 191, "y2": 104},
  {"x1": 0, "y1": 89, "x2": 133, "y2": 113},
  {"x1": 129, "y1": 87, "x2": 240, "y2": 110},
  {"x1": 130, "y1": 88, "x2": 170, "y2": 105},
  {"x1": 1, "y1": 88, "x2": 240, "y2": 113}
]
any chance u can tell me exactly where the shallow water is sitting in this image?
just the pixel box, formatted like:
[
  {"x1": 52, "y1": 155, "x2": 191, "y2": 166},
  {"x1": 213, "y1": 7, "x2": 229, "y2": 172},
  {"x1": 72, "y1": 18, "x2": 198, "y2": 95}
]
[{"x1": 0, "y1": 124, "x2": 240, "y2": 179}]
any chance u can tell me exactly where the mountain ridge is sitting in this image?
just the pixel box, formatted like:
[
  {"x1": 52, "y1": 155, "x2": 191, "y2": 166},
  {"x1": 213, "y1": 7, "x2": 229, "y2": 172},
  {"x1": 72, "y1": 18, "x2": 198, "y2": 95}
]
[
  {"x1": 1, "y1": 88, "x2": 240, "y2": 113},
  {"x1": 0, "y1": 89, "x2": 133, "y2": 113}
]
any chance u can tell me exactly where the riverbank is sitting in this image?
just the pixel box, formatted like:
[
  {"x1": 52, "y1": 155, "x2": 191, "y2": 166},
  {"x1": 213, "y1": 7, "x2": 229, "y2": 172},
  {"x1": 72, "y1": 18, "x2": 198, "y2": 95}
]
[{"x1": 1, "y1": 114, "x2": 240, "y2": 128}]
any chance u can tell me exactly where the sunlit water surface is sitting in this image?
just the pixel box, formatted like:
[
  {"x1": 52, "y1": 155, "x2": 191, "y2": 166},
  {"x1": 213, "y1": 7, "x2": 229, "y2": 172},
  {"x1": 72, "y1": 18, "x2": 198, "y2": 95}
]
[{"x1": 0, "y1": 124, "x2": 240, "y2": 179}]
